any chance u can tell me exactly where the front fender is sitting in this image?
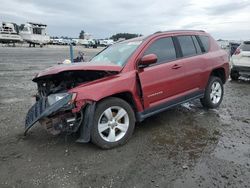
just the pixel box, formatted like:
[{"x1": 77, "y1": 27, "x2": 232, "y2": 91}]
[{"x1": 69, "y1": 71, "x2": 143, "y2": 112}]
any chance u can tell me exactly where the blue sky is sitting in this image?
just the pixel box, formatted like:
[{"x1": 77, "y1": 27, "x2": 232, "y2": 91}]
[{"x1": 1, "y1": 0, "x2": 250, "y2": 39}]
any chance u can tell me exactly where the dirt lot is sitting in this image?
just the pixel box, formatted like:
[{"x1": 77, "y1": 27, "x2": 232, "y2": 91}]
[{"x1": 0, "y1": 46, "x2": 249, "y2": 188}]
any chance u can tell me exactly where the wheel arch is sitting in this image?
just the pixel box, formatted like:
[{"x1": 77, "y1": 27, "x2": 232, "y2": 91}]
[
  {"x1": 210, "y1": 67, "x2": 226, "y2": 84},
  {"x1": 98, "y1": 91, "x2": 138, "y2": 115}
]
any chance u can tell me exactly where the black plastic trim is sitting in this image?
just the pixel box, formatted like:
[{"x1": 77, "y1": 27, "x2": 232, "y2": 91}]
[
  {"x1": 76, "y1": 102, "x2": 96, "y2": 143},
  {"x1": 172, "y1": 36, "x2": 183, "y2": 58},
  {"x1": 137, "y1": 90, "x2": 204, "y2": 122}
]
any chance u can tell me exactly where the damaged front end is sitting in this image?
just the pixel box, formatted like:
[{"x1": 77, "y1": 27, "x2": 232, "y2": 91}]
[
  {"x1": 25, "y1": 92, "x2": 81, "y2": 135},
  {"x1": 25, "y1": 66, "x2": 119, "y2": 140}
]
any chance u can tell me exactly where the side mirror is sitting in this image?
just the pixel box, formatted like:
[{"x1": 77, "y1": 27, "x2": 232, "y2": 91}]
[{"x1": 139, "y1": 54, "x2": 157, "y2": 68}]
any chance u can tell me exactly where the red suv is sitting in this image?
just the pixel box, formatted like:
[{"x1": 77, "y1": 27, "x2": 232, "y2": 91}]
[{"x1": 25, "y1": 30, "x2": 229, "y2": 149}]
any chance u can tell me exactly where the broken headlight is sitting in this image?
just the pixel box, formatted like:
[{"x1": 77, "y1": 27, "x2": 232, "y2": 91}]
[{"x1": 47, "y1": 93, "x2": 69, "y2": 106}]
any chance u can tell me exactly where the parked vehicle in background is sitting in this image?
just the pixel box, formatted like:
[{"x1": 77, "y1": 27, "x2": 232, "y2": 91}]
[
  {"x1": 78, "y1": 39, "x2": 97, "y2": 48},
  {"x1": 0, "y1": 22, "x2": 22, "y2": 44},
  {"x1": 229, "y1": 42, "x2": 241, "y2": 56},
  {"x1": 87, "y1": 39, "x2": 97, "y2": 48},
  {"x1": 230, "y1": 41, "x2": 250, "y2": 80},
  {"x1": 51, "y1": 38, "x2": 63, "y2": 45},
  {"x1": 25, "y1": 30, "x2": 229, "y2": 149},
  {"x1": 62, "y1": 39, "x2": 76, "y2": 46},
  {"x1": 19, "y1": 22, "x2": 50, "y2": 47},
  {"x1": 217, "y1": 39, "x2": 229, "y2": 49},
  {"x1": 72, "y1": 39, "x2": 79, "y2": 45},
  {"x1": 99, "y1": 39, "x2": 114, "y2": 47},
  {"x1": 51, "y1": 38, "x2": 76, "y2": 46}
]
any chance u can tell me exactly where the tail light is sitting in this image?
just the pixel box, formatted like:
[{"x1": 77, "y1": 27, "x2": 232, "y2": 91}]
[{"x1": 234, "y1": 47, "x2": 241, "y2": 55}]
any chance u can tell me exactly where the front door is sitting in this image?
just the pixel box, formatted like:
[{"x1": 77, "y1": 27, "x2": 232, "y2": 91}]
[{"x1": 138, "y1": 37, "x2": 187, "y2": 109}]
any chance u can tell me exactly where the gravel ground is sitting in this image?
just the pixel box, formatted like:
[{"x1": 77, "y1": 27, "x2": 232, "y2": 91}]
[{"x1": 0, "y1": 46, "x2": 249, "y2": 188}]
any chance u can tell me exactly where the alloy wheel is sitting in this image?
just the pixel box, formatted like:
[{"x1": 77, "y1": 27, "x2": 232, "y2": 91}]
[
  {"x1": 210, "y1": 81, "x2": 222, "y2": 104},
  {"x1": 98, "y1": 106, "x2": 129, "y2": 142}
]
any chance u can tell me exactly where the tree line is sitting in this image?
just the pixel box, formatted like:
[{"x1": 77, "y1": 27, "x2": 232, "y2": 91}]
[
  {"x1": 110, "y1": 33, "x2": 142, "y2": 41},
  {"x1": 50, "y1": 30, "x2": 143, "y2": 40}
]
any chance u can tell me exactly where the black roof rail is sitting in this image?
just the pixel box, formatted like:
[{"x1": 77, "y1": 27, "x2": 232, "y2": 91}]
[{"x1": 154, "y1": 30, "x2": 205, "y2": 34}]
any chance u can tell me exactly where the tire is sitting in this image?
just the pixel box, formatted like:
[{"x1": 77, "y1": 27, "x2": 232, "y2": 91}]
[
  {"x1": 91, "y1": 97, "x2": 135, "y2": 149},
  {"x1": 200, "y1": 76, "x2": 224, "y2": 108},
  {"x1": 230, "y1": 70, "x2": 239, "y2": 81}
]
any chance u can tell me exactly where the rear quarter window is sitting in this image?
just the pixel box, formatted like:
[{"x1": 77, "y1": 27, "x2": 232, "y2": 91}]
[{"x1": 198, "y1": 35, "x2": 210, "y2": 52}]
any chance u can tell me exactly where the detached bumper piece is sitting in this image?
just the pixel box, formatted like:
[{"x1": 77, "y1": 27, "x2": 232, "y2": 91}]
[{"x1": 25, "y1": 94, "x2": 73, "y2": 135}]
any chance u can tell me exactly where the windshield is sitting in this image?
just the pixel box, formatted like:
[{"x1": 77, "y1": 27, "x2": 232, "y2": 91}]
[{"x1": 90, "y1": 40, "x2": 142, "y2": 66}]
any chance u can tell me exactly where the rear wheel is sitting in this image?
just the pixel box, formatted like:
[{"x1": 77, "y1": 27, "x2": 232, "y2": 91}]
[
  {"x1": 200, "y1": 76, "x2": 224, "y2": 108},
  {"x1": 91, "y1": 97, "x2": 135, "y2": 149}
]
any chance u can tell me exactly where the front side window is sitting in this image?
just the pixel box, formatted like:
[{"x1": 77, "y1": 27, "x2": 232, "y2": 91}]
[
  {"x1": 91, "y1": 40, "x2": 142, "y2": 66},
  {"x1": 177, "y1": 36, "x2": 196, "y2": 57},
  {"x1": 144, "y1": 37, "x2": 176, "y2": 64}
]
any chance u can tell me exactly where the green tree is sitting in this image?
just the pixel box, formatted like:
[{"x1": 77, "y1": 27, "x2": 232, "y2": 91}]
[
  {"x1": 110, "y1": 33, "x2": 142, "y2": 41},
  {"x1": 79, "y1": 30, "x2": 85, "y2": 39}
]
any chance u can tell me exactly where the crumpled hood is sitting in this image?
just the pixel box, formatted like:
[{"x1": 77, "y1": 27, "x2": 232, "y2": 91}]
[{"x1": 33, "y1": 62, "x2": 122, "y2": 81}]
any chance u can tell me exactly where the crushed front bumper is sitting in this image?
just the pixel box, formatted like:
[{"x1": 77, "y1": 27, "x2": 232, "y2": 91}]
[{"x1": 25, "y1": 94, "x2": 73, "y2": 135}]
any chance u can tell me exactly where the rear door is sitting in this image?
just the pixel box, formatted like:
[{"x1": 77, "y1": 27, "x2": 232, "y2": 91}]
[
  {"x1": 174, "y1": 35, "x2": 205, "y2": 91},
  {"x1": 138, "y1": 37, "x2": 188, "y2": 109}
]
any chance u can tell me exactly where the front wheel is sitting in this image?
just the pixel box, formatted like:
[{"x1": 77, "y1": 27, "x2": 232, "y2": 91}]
[
  {"x1": 91, "y1": 97, "x2": 135, "y2": 149},
  {"x1": 200, "y1": 76, "x2": 224, "y2": 108}
]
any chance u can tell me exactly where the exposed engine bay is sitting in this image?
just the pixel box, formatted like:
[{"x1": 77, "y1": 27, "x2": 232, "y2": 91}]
[{"x1": 34, "y1": 70, "x2": 116, "y2": 98}]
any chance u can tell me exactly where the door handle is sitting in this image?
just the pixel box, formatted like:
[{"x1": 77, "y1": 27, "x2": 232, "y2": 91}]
[{"x1": 172, "y1": 64, "x2": 182, "y2": 69}]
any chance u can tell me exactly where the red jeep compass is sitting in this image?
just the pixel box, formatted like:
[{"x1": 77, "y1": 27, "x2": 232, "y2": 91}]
[{"x1": 25, "y1": 30, "x2": 229, "y2": 149}]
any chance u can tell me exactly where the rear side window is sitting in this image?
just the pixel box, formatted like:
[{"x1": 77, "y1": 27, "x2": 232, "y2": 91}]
[
  {"x1": 177, "y1": 36, "x2": 196, "y2": 57},
  {"x1": 198, "y1": 35, "x2": 210, "y2": 52},
  {"x1": 144, "y1": 37, "x2": 176, "y2": 64},
  {"x1": 241, "y1": 42, "x2": 250, "y2": 51}
]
